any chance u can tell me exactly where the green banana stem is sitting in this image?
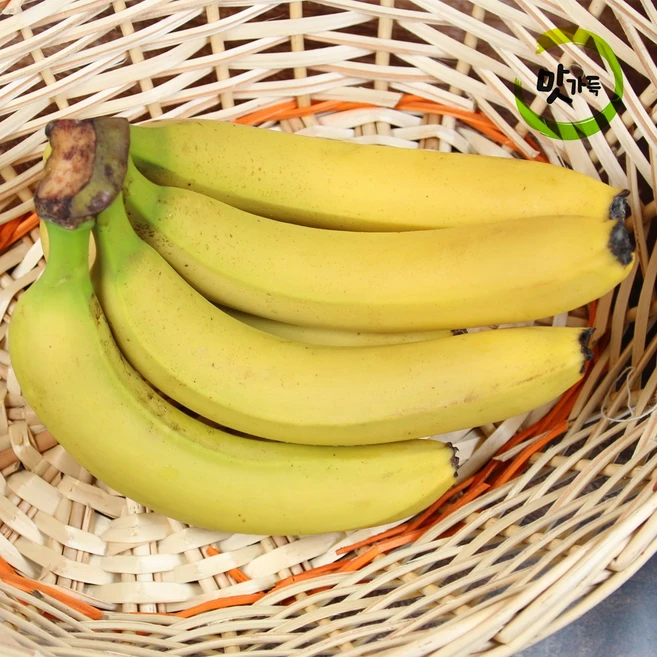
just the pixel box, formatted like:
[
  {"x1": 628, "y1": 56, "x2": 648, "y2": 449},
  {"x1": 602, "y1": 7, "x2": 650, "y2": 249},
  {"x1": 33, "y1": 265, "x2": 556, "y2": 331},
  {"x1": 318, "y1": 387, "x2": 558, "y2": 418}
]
[
  {"x1": 41, "y1": 222, "x2": 93, "y2": 288},
  {"x1": 125, "y1": 154, "x2": 157, "y2": 193},
  {"x1": 95, "y1": 191, "x2": 143, "y2": 263},
  {"x1": 122, "y1": 155, "x2": 163, "y2": 227}
]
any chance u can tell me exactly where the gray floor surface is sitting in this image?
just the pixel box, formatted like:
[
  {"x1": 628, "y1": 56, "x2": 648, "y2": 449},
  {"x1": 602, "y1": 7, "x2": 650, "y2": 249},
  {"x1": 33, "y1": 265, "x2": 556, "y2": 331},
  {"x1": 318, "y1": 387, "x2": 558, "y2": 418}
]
[{"x1": 517, "y1": 553, "x2": 657, "y2": 657}]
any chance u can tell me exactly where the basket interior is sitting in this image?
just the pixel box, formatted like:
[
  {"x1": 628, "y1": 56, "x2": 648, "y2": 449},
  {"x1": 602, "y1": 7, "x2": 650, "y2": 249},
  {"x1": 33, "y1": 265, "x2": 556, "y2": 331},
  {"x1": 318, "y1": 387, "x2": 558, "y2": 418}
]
[{"x1": 0, "y1": 1, "x2": 656, "y2": 655}]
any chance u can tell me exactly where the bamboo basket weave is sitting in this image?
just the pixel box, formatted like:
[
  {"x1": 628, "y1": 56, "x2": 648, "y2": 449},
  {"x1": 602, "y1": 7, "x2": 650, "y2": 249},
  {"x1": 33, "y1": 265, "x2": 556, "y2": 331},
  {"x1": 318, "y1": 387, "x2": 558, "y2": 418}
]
[{"x1": 0, "y1": 1, "x2": 656, "y2": 655}]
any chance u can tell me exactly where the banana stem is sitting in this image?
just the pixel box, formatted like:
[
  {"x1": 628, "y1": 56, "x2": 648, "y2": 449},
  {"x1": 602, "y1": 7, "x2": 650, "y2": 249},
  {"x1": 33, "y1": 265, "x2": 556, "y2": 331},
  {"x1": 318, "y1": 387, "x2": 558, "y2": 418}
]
[
  {"x1": 122, "y1": 155, "x2": 163, "y2": 227},
  {"x1": 95, "y1": 192, "x2": 143, "y2": 258},
  {"x1": 125, "y1": 154, "x2": 157, "y2": 192},
  {"x1": 42, "y1": 222, "x2": 93, "y2": 284}
]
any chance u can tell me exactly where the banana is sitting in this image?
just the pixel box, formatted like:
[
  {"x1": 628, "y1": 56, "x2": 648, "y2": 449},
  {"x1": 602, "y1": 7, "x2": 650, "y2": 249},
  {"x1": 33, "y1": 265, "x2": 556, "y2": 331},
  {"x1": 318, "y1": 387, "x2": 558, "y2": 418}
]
[
  {"x1": 129, "y1": 120, "x2": 628, "y2": 231},
  {"x1": 9, "y1": 220, "x2": 458, "y2": 534},
  {"x1": 93, "y1": 190, "x2": 591, "y2": 446},
  {"x1": 223, "y1": 307, "x2": 457, "y2": 346},
  {"x1": 123, "y1": 158, "x2": 634, "y2": 333}
]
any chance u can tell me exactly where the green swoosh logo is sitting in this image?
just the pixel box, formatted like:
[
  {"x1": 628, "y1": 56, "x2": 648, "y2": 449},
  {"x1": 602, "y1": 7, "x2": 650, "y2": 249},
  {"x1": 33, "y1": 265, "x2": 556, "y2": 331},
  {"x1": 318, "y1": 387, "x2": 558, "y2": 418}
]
[{"x1": 514, "y1": 26, "x2": 624, "y2": 140}]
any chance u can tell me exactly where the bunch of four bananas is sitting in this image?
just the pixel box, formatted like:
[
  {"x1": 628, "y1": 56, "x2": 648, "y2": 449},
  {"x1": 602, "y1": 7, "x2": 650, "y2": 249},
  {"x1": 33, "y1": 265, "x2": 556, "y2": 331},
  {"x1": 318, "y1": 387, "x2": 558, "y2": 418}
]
[{"x1": 9, "y1": 117, "x2": 633, "y2": 535}]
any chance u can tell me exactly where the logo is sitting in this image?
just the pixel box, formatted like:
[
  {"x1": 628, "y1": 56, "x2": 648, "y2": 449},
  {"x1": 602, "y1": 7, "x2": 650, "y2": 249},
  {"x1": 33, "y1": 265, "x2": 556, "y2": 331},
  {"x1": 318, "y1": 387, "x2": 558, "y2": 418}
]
[{"x1": 514, "y1": 26, "x2": 624, "y2": 140}]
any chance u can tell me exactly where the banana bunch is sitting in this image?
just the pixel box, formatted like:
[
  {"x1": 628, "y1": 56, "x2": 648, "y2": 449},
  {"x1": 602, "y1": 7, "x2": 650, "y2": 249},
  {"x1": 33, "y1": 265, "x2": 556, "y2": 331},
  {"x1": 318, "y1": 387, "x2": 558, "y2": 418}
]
[{"x1": 9, "y1": 116, "x2": 634, "y2": 536}]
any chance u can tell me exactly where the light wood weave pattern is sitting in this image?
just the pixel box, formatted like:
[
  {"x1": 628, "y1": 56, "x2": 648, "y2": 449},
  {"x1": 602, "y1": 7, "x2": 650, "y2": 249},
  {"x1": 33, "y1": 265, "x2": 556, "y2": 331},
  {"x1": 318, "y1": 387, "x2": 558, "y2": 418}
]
[{"x1": 0, "y1": 1, "x2": 656, "y2": 655}]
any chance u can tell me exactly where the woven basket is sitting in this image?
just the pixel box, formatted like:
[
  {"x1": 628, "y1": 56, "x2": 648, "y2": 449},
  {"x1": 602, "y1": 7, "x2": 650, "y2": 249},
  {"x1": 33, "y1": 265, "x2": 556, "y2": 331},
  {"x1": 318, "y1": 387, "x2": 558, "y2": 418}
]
[{"x1": 1, "y1": 1, "x2": 656, "y2": 655}]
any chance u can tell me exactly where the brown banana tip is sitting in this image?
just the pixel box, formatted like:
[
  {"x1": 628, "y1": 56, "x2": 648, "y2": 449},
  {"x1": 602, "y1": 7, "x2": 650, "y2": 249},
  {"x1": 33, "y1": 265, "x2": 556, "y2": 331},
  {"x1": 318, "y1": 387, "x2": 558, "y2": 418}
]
[
  {"x1": 609, "y1": 190, "x2": 631, "y2": 221},
  {"x1": 579, "y1": 328, "x2": 594, "y2": 372},
  {"x1": 445, "y1": 442, "x2": 460, "y2": 475},
  {"x1": 35, "y1": 117, "x2": 129, "y2": 229},
  {"x1": 608, "y1": 218, "x2": 635, "y2": 267},
  {"x1": 451, "y1": 329, "x2": 468, "y2": 336}
]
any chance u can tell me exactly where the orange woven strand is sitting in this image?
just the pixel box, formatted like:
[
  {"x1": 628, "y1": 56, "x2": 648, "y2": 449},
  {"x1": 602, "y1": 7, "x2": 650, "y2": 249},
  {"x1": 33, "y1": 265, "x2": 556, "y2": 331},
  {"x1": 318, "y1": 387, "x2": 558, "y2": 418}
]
[
  {"x1": 269, "y1": 561, "x2": 346, "y2": 594},
  {"x1": 470, "y1": 459, "x2": 503, "y2": 489},
  {"x1": 336, "y1": 523, "x2": 411, "y2": 556},
  {"x1": 0, "y1": 558, "x2": 103, "y2": 620},
  {"x1": 490, "y1": 421, "x2": 569, "y2": 489},
  {"x1": 234, "y1": 100, "x2": 299, "y2": 125},
  {"x1": 174, "y1": 593, "x2": 266, "y2": 618},
  {"x1": 205, "y1": 546, "x2": 251, "y2": 583},
  {"x1": 0, "y1": 212, "x2": 39, "y2": 252},
  {"x1": 338, "y1": 529, "x2": 426, "y2": 573},
  {"x1": 236, "y1": 100, "x2": 376, "y2": 125},
  {"x1": 418, "y1": 483, "x2": 491, "y2": 533},
  {"x1": 405, "y1": 476, "x2": 477, "y2": 533}
]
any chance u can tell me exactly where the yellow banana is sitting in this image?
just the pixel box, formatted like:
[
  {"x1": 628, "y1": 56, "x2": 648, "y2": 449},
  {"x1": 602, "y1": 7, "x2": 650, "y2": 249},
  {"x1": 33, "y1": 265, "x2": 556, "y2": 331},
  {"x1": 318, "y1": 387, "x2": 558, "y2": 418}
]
[
  {"x1": 93, "y1": 190, "x2": 591, "y2": 446},
  {"x1": 129, "y1": 120, "x2": 628, "y2": 231},
  {"x1": 9, "y1": 220, "x2": 457, "y2": 534},
  {"x1": 123, "y1": 158, "x2": 634, "y2": 333},
  {"x1": 223, "y1": 306, "x2": 457, "y2": 346}
]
